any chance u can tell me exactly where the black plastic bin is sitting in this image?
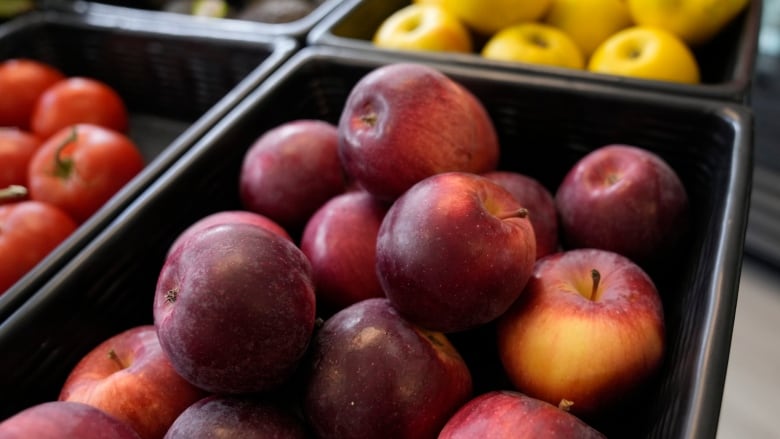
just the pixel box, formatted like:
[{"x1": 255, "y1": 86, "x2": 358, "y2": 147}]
[
  {"x1": 0, "y1": 10, "x2": 295, "y2": 320},
  {"x1": 308, "y1": 0, "x2": 762, "y2": 103},
  {"x1": 43, "y1": 0, "x2": 348, "y2": 41},
  {"x1": 0, "y1": 46, "x2": 752, "y2": 438}
]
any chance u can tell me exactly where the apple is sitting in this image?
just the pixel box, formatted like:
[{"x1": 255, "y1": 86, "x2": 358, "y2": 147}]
[
  {"x1": 58, "y1": 325, "x2": 206, "y2": 439},
  {"x1": 441, "y1": 0, "x2": 552, "y2": 36},
  {"x1": 338, "y1": 63, "x2": 499, "y2": 202},
  {"x1": 300, "y1": 190, "x2": 388, "y2": 313},
  {"x1": 239, "y1": 119, "x2": 347, "y2": 233},
  {"x1": 167, "y1": 209, "x2": 291, "y2": 257},
  {"x1": 376, "y1": 171, "x2": 536, "y2": 333},
  {"x1": 588, "y1": 26, "x2": 700, "y2": 84},
  {"x1": 0, "y1": 128, "x2": 41, "y2": 188},
  {"x1": 482, "y1": 170, "x2": 559, "y2": 259},
  {"x1": 481, "y1": 22, "x2": 585, "y2": 70},
  {"x1": 554, "y1": 144, "x2": 689, "y2": 268},
  {"x1": 373, "y1": 4, "x2": 473, "y2": 53},
  {"x1": 0, "y1": 401, "x2": 141, "y2": 439},
  {"x1": 439, "y1": 390, "x2": 606, "y2": 438},
  {"x1": 497, "y1": 248, "x2": 665, "y2": 417},
  {"x1": 153, "y1": 222, "x2": 316, "y2": 394},
  {"x1": 164, "y1": 395, "x2": 308, "y2": 439},
  {"x1": 544, "y1": 0, "x2": 633, "y2": 58},
  {"x1": 627, "y1": 0, "x2": 750, "y2": 46},
  {"x1": 303, "y1": 297, "x2": 473, "y2": 439}
]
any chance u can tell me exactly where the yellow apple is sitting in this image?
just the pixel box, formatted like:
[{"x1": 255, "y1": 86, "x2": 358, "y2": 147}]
[
  {"x1": 544, "y1": 0, "x2": 634, "y2": 58},
  {"x1": 413, "y1": 0, "x2": 446, "y2": 5},
  {"x1": 441, "y1": 0, "x2": 552, "y2": 36},
  {"x1": 373, "y1": 4, "x2": 473, "y2": 53},
  {"x1": 481, "y1": 23, "x2": 585, "y2": 70},
  {"x1": 588, "y1": 26, "x2": 700, "y2": 84},
  {"x1": 627, "y1": 0, "x2": 751, "y2": 46}
]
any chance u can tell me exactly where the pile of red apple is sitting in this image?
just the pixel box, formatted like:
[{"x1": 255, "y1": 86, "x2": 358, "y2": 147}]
[{"x1": 0, "y1": 62, "x2": 690, "y2": 438}]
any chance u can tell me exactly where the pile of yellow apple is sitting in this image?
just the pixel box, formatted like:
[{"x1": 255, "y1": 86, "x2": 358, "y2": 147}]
[{"x1": 372, "y1": 0, "x2": 751, "y2": 84}]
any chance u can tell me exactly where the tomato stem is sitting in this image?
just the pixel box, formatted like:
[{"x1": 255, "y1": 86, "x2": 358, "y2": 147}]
[
  {"x1": 0, "y1": 185, "x2": 27, "y2": 201},
  {"x1": 53, "y1": 126, "x2": 77, "y2": 179}
]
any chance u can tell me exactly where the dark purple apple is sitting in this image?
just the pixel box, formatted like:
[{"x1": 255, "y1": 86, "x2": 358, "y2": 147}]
[
  {"x1": 167, "y1": 210, "x2": 291, "y2": 257},
  {"x1": 554, "y1": 144, "x2": 689, "y2": 266},
  {"x1": 59, "y1": 325, "x2": 206, "y2": 439},
  {"x1": 303, "y1": 298, "x2": 472, "y2": 439},
  {"x1": 376, "y1": 171, "x2": 536, "y2": 333},
  {"x1": 164, "y1": 395, "x2": 308, "y2": 439},
  {"x1": 338, "y1": 63, "x2": 499, "y2": 201},
  {"x1": 482, "y1": 170, "x2": 559, "y2": 259},
  {"x1": 439, "y1": 390, "x2": 606, "y2": 438},
  {"x1": 300, "y1": 190, "x2": 388, "y2": 313},
  {"x1": 153, "y1": 222, "x2": 316, "y2": 394},
  {"x1": 0, "y1": 401, "x2": 141, "y2": 439},
  {"x1": 239, "y1": 119, "x2": 347, "y2": 232}
]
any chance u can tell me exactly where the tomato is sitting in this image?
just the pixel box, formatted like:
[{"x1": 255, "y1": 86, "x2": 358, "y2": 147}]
[
  {"x1": 0, "y1": 58, "x2": 65, "y2": 130},
  {"x1": 27, "y1": 124, "x2": 145, "y2": 224},
  {"x1": 0, "y1": 200, "x2": 77, "y2": 294},
  {"x1": 30, "y1": 77, "x2": 129, "y2": 140},
  {"x1": 0, "y1": 128, "x2": 42, "y2": 190}
]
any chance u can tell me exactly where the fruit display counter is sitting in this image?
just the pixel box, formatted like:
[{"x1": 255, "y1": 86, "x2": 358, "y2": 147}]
[
  {"x1": 0, "y1": 9, "x2": 295, "y2": 320},
  {"x1": 0, "y1": 46, "x2": 752, "y2": 438},
  {"x1": 308, "y1": 0, "x2": 762, "y2": 102}
]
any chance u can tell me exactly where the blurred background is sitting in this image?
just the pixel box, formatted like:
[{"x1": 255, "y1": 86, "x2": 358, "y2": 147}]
[{"x1": 718, "y1": 0, "x2": 780, "y2": 437}]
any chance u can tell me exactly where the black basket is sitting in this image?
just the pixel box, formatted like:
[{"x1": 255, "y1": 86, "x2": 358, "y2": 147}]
[
  {"x1": 0, "y1": 10, "x2": 295, "y2": 320},
  {"x1": 308, "y1": 0, "x2": 762, "y2": 103},
  {"x1": 44, "y1": 0, "x2": 347, "y2": 41},
  {"x1": 0, "y1": 46, "x2": 752, "y2": 439}
]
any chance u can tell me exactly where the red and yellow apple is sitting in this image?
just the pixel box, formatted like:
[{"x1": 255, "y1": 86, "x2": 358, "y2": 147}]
[
  {"x1": 58, "y1": 325, "x2": 205, "y2": 439},
  {"x1": 0, "y1": 401, "x2": 141, "y2": 439},
  {"x1": 497, "y1": 248, "x2": 666, "y2": 416},
  {"x1": 376, "y1": 172, "x2": 536, "y2": 333}
]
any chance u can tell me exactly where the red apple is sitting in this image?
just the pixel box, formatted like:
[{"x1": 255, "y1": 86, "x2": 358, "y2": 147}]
[
  {"x1": 439, "y1": 390, "x2": 606, "y2": 438},
  {"x1": 300, "y1": 190, "x2": 388, "y2": 313},
  {"x1": 153, "y1": 222, "x2": 316, "y2": 394},
  {"x1": 497, "y1": 248, "x2": 665, "y2": 417},
  {"x1": 376, "y1": 171, "x2": 536, "y2": 333},
  {"x1": 239, "y1": 119, "x2": 347, "y2": 233},
  {"x1": 303, "y1": 297, "x2": 472, "y2": 439},
  {"x1": 338, "y1": 63, "x2": 499, "y2": 201},
  {"x1": 167, "y1": 209, "x2": 291, "y2": 257},
  {"x1": 554, "y1": 144, "x2": 689, "y2": 267},
  {"x1": 0, "y1": 401, "x2": 141, "y2": 439},
  {"x1": 482, "y1": 170, "x2": 559, "y2": 259},
  {"x1": 164, "y1": 395, "x2": 308, "y2": 439},
  {"x1": 58, "y1": 325, "x2": 206, "y2": 439}
]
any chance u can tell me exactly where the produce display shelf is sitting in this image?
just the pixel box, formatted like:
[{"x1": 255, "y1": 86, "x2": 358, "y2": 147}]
[
  {"x1": 0, "y1": 9, "x2": 296, "y2": 321},
  {"x1": 0, "y1": 46, "x2": 753, "y2": 439},
  {"x1": 308, "y1": 0, "x2": 762, "y2": 103}
]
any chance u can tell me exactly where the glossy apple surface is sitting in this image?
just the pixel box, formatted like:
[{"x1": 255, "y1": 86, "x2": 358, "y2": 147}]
[
  {"x1": 482, "y1": 170, "x2": 559, "y2": 259},
  {"x1": 376, "y1": 172, "x2": 536, "y2": 333},
  {"x1": 59, "y1": 325, "x2": 205, "y2": 439},
  {"x1": 338, "y1": 63, "x2": 499, "y2": 201},
  {"x1": 439, "y1": 390, "x2": 606, "y2": 438},
  {"x1": 164, "y1": 395, "x2": 308, "y2": 439},
  {"x1": 497, "y1": 248, "x2": 665, "y2": 417},
  {"x1": 303, "y1": 298, "x2": 472, "y2": 439},
  {"x1": 0, "y1": 401, "x2": 141, "y2": 439},
  {"x1": 154, "y1": 223, "x2": 316, "y2": 394},
  {"x1": 239, "y1": 119, "x2": 346, "y2": 233},
  {"x1": 300, "y1": 190, "x2": 388, "y2": 313},
  {"x1": 481, "y1": 22, "x2": 585, "y2": 69},
  {"x1": 167, "y1": 209, "x2": 291, "y2": 257},
  {"x1": 555, "y1": 144, "x2": 689, "y2": 267}
]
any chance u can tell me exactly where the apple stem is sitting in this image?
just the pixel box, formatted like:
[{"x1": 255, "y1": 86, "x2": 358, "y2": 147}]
[
  {"x1": 558, "y1": 399, "x2": 574, "y2": 412},
  {"x1": 53, "y1": 126, "x2": 77, "y2": 179},
  {"x1": 0, "y1": 185, "x2": 27, "y2": 201},
  {"x1": 591, "y1": 269, "x2": 601, "y2": 300},
  {"x1": 359, "y1": 112, "x2": 378, "y2": 127},
  {"x1": 165, "y1": 288, "x2": 178, "y2": 304},
  {"x1": 497, "y1": 207, "x2": 529, "y2": 220},
  {"x1": 107, "y1": 349, "x2": 126, "y2": 369}
]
